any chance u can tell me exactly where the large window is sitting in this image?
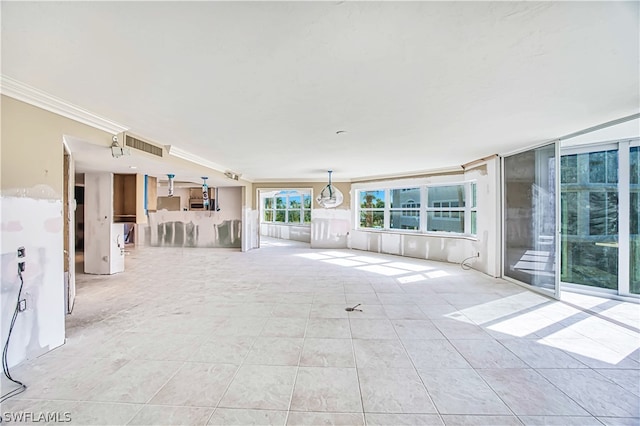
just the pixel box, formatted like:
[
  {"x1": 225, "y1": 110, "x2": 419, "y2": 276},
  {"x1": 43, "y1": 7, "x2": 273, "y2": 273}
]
[
  {"x1": 356, "y1": 182, "x2": 477, "y2": 235},
  {"x1": 262, "y1": 190, "x2": 311, "y2": 225}
]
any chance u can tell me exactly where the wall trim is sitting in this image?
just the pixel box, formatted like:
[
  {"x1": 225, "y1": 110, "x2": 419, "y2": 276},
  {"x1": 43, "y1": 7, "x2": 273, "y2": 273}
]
[
  {"x1": 167, "y1": 145, "x2": 255, "y2": 183},
  {"x1": 0, "y1": 75, "x2": 128, "y2": 134}
]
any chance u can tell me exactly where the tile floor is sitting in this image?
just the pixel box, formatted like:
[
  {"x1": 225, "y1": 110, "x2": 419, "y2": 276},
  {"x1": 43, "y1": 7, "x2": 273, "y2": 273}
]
[{"x1": 1, "y1": 237, "x2": 639, "y2": 425}]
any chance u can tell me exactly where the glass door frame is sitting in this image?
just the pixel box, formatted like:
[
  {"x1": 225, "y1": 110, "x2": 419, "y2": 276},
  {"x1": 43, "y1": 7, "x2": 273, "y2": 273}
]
[
  {"x1": 559, "y1": 138, "x2": 639, "y2": 299},
  {"x1": 501, "y1": 140, "x2": 561, "y2": 300}
]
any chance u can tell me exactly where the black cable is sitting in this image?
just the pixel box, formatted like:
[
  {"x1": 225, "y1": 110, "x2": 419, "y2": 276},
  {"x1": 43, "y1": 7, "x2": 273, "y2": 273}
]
[{"x1": 1, "y1": 268, "x2": 27, "y2": 403}]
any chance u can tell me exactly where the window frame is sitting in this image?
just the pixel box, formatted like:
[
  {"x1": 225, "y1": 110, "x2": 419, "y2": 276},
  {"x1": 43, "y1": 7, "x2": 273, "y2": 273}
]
[
  {"x1": 355, "y1": 181, "x2": 478, "y2": 236},
  {"x1": 261, "y1": 189, "x2": 312, "y2": 225}
]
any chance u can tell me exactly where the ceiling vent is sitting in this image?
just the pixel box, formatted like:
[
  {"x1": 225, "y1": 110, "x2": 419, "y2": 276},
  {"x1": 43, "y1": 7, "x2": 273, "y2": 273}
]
[{"x1": 125, "y1": 134, "x2": 163, "y2": 157}]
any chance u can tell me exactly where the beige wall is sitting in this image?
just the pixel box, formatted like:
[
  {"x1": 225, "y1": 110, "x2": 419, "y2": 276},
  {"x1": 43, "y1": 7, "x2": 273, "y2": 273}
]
[
  {"x1": 1, "y1": 96, "x2": 115, "y2": 368},
  {"x1": 1, "y1": 96, "x2": 113, "y2": 195},
  {"x1": 252, "y1": 181, "x2": 351, "y2": 210}
]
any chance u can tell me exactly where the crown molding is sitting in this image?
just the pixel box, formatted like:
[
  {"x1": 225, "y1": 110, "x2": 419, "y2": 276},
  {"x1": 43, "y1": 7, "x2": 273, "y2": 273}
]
[
  {"x1": 0, "y1": 75, "x2": 128, "y2": 134},
  {"x1": 167, "y1": 145, "x2": 254, "y2": 183}
]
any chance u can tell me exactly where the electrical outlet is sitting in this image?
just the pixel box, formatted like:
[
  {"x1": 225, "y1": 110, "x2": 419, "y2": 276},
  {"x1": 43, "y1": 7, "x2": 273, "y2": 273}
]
[
  {"x1": 18, "y1": 246, "x2": 26, "y2": 273},
  {"x1": 18, "y1": 299, "x2": 27, "y2": 312}
]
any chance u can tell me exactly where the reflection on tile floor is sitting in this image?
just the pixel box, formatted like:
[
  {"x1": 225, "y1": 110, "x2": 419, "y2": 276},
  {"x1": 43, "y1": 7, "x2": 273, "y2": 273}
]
[{"x1": 2, "y1": 237, "x2": 639, "y2": 425}]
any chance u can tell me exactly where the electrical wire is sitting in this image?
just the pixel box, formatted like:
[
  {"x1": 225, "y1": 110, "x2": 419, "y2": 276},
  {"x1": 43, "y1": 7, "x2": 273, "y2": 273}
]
[
  {"x1": 460, "y1": 254, "x2": 478, "y2": 270},
  {"x1": 1, "y1": 268, "x2": 27, "y2": 403}
]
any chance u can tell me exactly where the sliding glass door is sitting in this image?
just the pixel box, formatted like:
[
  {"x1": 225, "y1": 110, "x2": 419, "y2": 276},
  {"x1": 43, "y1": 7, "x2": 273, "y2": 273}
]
[
  {"x1": 560, "y1": 146, "x2": 619, "y2": 291},
  {"x1": 560, "y1": 139, "x2": 639, "y2": 298},
  {"x1": 503, "y1": 142, "x2": 559, "y2": 296},
  {"x1": 629, "y1": 144, "x2": 639, "y2": 294}
]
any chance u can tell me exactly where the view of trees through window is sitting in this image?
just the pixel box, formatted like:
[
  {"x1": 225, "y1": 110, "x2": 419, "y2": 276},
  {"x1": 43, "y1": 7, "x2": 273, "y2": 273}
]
[
  {"x1": 357, "y1": 182, "x2": 477, "y2": 235},
  {"x1": 262, "y1": 190, "x2": 311, "y2": 225}
]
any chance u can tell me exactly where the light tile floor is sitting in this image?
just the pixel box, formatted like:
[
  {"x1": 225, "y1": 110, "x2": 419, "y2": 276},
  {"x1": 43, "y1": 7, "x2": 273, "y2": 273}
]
[{"x1": 1, "y1": 237, "x2": 639, "y2": 425}]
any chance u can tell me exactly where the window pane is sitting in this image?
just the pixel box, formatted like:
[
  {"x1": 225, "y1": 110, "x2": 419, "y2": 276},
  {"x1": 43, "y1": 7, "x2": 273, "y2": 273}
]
[
  {"x1": 607, "y1": 150, "x2": 618, "y2": 183},
  {"x1": 630, "y1": 146, "x2": 640, "y2": 185},
  {"x1": 289, "y1": 195, "x2": 301, "y2": 209},
  {"x1": 276, "y1": 197, "x2": 286, "y2": 209},
  {"x1": 288, "y1": 210, "x2": 300, "y2": 223},
  {"x1": 264, "y1": 210, "x2": 273, "y2": 222},
  {"x1": 427, "y1": 211, "x2": 464, "y2": 233},
  {"x1": 264, "y1": 198, "x2": 273, "y2": 209},
  {"x1": 303, "y1": 210, "x2": 311, "y2": 224},
  {"x1": 561, "y1": 154, "x2": 578, "y2": 184},
  {"x1": 360, "y1": 211, "x2": 384, "y2": 228},
  {"x1": 589, "y1": 192, "x2": 606, "y2": 235},
  {"x1": 275, "y1": 210, "x2": 286, "y2": 222},
  {"x1": 471, "y1": 183, "x2": 477, "y2": 208},
  {"x1": 631, "y1": 147, "x2": 640, "y2": 294},
  {"x1": 471, "y1": 211, "x2": 477, "y2": 235},
  {"x1": 561, "y1": 192, "x2": 578, "y2": 235},
  {"x1": 360, "y1": 190, "x2": 385, "y2": 209},
  {"x1": 303, "y1": 194, "x2": 311, "y2": 209},
  {"x1": 588, "y1": 192, "x2": 618, "y2": 235},
  {"x1": 428, "y1": 185, "x2": 465, "y2": 208},
  {"x1": 631, "y1": 192, "x2": 640, "y2": 235},
  {"x1": 390, "y1": 211, "x2": 420, "y2": 230},
  {"x1": 390, "y1": 188, "x2": 420, "y2": 208},
  {"x1": 589, "y1": 152, "x2": 606, "y2": 183},
  {"x1": 504, "y1": 143, "x2": 556, "y2": 291}
]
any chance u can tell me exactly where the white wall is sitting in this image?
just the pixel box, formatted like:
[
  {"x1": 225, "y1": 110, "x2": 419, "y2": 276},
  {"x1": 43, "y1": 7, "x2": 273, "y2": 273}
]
[
  {"x1": 84, "y1": 172, "x2": 125, "y2": 275},
  {"x1": 1, "y1": 197, "x2": 66, "y2": 367},
  {"x1": 311, "y1": 208, "x2": 351, "y2": 249},
  {"x1": 1, "y1": 96, "x2": 117, "y2": 367},
  {"x1": 261, "y1": 223, "x2": 311, "y2": 243}
]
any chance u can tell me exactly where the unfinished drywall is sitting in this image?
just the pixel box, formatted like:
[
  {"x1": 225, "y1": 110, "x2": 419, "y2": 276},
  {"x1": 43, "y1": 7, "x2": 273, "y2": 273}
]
[
  {"x1": 84, "y1": 173, "x2": 125, "y2": 275},
  {"x1": 1, "y1": 96, "x2": 116, "y2": 367},
  {"x1": 349, "y1": 158, "x2": 501, "y2": 277},
  {"x1": 1, "y1": 197, "x2": 65, "y2": 368},
  {"x1": 311, "y1": 208, "x2": 351, "y2": 248},
  {"x1": 261, "y1": 223, "x2": 311, "y2": 242},
  {"x1": 148, "y1": 187, "x2": 243, "y2": 248}
]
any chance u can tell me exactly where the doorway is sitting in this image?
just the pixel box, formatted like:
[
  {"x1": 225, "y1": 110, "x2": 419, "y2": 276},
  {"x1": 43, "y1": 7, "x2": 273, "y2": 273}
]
[{"x1": 560, "y1": 140, "x2": 639, "y2": 298}]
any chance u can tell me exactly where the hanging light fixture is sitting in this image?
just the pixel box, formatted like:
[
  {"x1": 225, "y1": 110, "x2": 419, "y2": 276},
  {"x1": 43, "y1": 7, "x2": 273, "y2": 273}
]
[
  {"x1": 201, "y1": 177, "x2": 210, "y2": 209},
  {"x1": 167, "y1": 174, "x2": 175, "y2": 197},
  {"x1": 316, "y1": 170, "x2": 344, "y2": 208}
]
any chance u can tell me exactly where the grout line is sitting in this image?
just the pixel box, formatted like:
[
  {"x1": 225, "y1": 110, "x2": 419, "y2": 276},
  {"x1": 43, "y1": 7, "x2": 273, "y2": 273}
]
[
  {"x1": 283, "y1": 297, "x2": 313, "y2": 425},
  {"x1": 203, "y1": 319, "x2": 266, "y2": 425}
]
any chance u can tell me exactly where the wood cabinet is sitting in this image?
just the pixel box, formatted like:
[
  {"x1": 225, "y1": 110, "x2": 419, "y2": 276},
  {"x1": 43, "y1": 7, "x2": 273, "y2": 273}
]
[
  {"x1": 113, "y1": 174, "x2": 157, "y2": 223},
  {"x1": 189, "y1": 187, "x2": 215, "y2": 210},
  {"x1": 113, "y1": 174, "x2": 138, "y2": 223}
]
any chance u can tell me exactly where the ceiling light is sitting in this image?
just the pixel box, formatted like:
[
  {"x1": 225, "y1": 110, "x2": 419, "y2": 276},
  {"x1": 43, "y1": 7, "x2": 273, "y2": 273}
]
[{"x1": 316, "y1": 170, "x2": 344, "y2": 208}]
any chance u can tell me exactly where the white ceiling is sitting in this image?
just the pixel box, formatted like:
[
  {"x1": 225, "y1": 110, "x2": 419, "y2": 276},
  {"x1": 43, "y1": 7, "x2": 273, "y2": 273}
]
[{"x1": 2, "y1": 1, "x2": 638, "y2": 182}]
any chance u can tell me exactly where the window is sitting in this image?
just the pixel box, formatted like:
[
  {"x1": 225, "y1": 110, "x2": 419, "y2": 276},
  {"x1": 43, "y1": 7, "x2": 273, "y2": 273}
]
[
  {"x1": 426, "y1": 185, "x2": 465, "y2": 233},
  {"x1": 355, "y1": 182, "x2": 477, "y2": 235},
  {"x1": 359, "y1": 190, "x2": 385, "y2": 228},
  {"x1": 262, "y1": 190, "x2": 312, "y2": 224},
  {"x1": 390, "y1": 188, "x2": 420, "y2": 230},
  {"x1": 470, "y1": 182, "x2": 478, "y2": 235}
]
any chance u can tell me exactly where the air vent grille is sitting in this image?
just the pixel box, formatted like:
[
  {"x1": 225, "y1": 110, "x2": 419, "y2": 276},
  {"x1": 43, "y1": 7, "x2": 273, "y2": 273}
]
[{"x1": 125, "y1": 135, "x2": 163, "y2": 157}]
